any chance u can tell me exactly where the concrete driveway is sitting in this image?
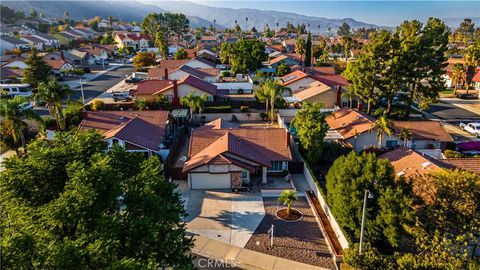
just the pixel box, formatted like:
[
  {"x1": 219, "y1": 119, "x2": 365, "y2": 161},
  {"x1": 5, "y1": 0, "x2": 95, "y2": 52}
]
[{"x1": 183, "y1": 188, "x2": 265, "y2": 248}]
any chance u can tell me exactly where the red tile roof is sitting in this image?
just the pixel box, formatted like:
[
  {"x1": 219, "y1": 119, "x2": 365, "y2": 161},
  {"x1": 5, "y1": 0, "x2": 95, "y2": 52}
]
[
  {"x1": 473, "y1": 69, "x2": 480, "y2": 83},
  {"x1": 135, "y1": 75, "x2": 218, "y2": 96},
  {"x1": 313, "y1": 74, "x2": 349, "y2": 87},
  {"x1": 325, "y1": 108, "x2": 375, "y2": 139},
  {"x1": 148, "y1": 59, "x2": 190, "y2": 79},
  {"x1": 173, "y1": 65, "x2": 219, "y2": 79},
  {"x1": 443, "y1": 158, "x2": 480, "y2": 174},
  {"x1": 0, "y1": 67, "x2": 22, "y2": 80},
  {"x1": 305, "y1": 66, "x2": 336, "y2": 75},
  {"x1": 78, "y1": 110, "x2": 170, "y2": 151},
  {"x1": 115, "y1": 32, "x2": 150, "y2": 41},
  {"x1": 184, "y1": 122, "x2": 292, "y2": 172},
  {"x1": 280, "y1": 70, "x2": 311, "y2": 86},
  {"x1": 135, "y1": 80, "x2": 173, "y2": 96},
  {"x1": 45, "y1": 59, "x2": 69, "y2": 70},
  {"x1": 393, "y1": 121, "x2": 453, "y2": 142}
]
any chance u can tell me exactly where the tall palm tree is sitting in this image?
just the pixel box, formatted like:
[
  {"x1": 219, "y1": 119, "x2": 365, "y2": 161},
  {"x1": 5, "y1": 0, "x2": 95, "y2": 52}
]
[
  {"x1": 278, "y1": 190, "x2": 298, "y2": 215},
  {"x1": 451, "y1": 63, "x2": 464, "y2": 95},
  {"x1": 0, "y1": 96, "x2": 43, "y2": 156},
  {"x1": 197, "y1": 94, "x2": 208, "y2": 119},
  {"x1": 371, "y1": 113, "x2": 394, "y2": 147},
  {"x1": 35, "y1": 78, "x2": 71, "y2": 130},
  {"x1": 399, "y1": 127, "x2": 411, "y2": 147},
  {"x1": 254, "y1": 86, "x2": 270, "y2": 120}
]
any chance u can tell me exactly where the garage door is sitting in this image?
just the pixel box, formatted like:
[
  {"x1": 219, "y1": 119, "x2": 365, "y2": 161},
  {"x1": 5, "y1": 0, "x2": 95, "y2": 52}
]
[{"x1": 190, "y1": 173, "x2": 231, "y2": 189}]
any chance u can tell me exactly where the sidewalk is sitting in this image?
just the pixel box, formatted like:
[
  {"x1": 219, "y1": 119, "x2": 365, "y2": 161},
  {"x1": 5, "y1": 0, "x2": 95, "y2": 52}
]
[
  {"x1": 192, "y1": 235, "x2": 330, "y2": 270},
  {"x1": 61, "y1": 63, "x2": 125, "y2": 90}
]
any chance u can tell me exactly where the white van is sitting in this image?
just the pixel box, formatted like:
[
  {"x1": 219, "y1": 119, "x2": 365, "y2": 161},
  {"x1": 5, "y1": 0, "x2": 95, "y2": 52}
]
[{"x1": 0, "y1": 84, "x2": 33, "y2": 97}]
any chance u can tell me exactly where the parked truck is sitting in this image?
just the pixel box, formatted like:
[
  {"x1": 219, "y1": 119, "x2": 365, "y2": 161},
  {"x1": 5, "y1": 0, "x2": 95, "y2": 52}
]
[{"x1": 459, "y1": 122, "x2": 480, "y2": 137}]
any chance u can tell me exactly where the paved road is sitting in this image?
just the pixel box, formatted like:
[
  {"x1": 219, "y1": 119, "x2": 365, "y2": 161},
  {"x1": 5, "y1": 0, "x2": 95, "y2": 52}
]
[
  {"x1": 424, "y1": 101, "x2": 480, "y2": 123},
  {"x1": 35, "y1": 64, "x2": 134, "y2": 116}
]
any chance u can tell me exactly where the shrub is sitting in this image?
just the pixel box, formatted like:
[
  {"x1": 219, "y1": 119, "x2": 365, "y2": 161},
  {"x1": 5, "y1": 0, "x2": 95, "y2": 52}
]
[
  {"x1": 231, "y1": 115, "x2": 239, "y2": 122},
  {"x1": 260, "y1": 112, "x2": 267, "y2": 120},
  {"x1": 204, "y1": 106, "x2": 232, "y2": 113},
  {"x1": 240, "y1": 105, "x2": 249, "y2": 112},
  {"x1": 91, "y1": 100, "x2": 105, "y2": 111},
  {"x1": 64, "y1": 101, "x2": 83, "y2": 128},
  {"x1": 443, "y1": 149, "x2": 463, "y2": 158},
  {"x1": 221, "y1": 71, "x2": 231, "y2": 77},
  {"x1": 135, "y1": 98, "x2": 148, "y2": 111}
]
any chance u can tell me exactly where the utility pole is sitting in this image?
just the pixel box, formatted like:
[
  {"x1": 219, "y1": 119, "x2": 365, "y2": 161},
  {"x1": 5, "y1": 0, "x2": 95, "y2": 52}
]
[{"x1": 359, "y1": 190, "x2": 373, "y2": 254}]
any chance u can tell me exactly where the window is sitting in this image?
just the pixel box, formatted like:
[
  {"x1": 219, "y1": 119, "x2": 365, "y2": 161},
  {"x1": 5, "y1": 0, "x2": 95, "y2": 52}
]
[
  {"x1": 385, "y1": 140, "x2": 398, "y2": 148},
  {"x1": 207, "y1": 95, "x2": 214, "y2": 102},
  {"x1": 270, "y1": 161, "x2": 283, "y2": 171},
  {"x1": 241, "y1": 170, "x2": 248, "y2": 179}
]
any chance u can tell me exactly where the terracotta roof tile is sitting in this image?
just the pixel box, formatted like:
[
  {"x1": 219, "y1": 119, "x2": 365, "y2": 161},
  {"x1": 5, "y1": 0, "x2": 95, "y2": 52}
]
[
  {"x1": 280, "y1": 70, "x2": 310, "y2": 86},
  {"x1": 312, "y1": 74, "x2": 349, "y2": 87},
  {"x1": 393, "y1": 121, "x2": 453, "y2": 142},
  {"x1": 78, "y1": 110, "x2": 169, "y2": 151},
  {"x1": 442, "y1": 158, "x2": 480, "y2": 174},
  {"x1": 148, "y1": 59, "x2": 190, "y2": 79},
  {"x1": 135, "y1": 80, "x2": 173, "y2": 96},
  {"x1": 293, "y1": 81, "x2": 332, "y2": 100},
  {"x1": 326, "y1": 108, "x2": 375, "y2": 139},
  {"x1": 45, "y1": 59, "x2": 69, "y2": 70}
]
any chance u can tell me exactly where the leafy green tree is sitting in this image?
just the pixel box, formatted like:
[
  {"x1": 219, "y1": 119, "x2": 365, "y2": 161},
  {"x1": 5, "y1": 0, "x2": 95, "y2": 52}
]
[
  {"x1": 326, "y1": 152, "x2": 413, "y2": 247},
  {"x1": 22, "y1": 49, "x2": 52, "y2": 88},
  {"x1": 344, "y1": 243, "x2": 395, "y2": 270},
  {"x1": 291, "y1": 102, "x2": 329, "y2": 163},
  {"x1": 155, "y1": 31, "x2": 168, "y2": 59},
  {"x1": 464, "y1": 41, "x2": 480, "y2": 88},
  {"x1": 36, "y1": 77, "x2": 71, "y2": 130},
  {"x1": 276, "y1": 62, "x2": 291, "y2": 77},
  {"x1": 295, "y1": 37, "x2": 306, "y2": 65},
  {"x1": 278, "y1": 190, "x2": 298, "y2": 215},
  {"x1": 229, "y1": 39, "x2": 267, "y2": 74},
  {"x1": 0, "y1": 131, "x2": 194, "y2": 269},
  {"x1": 135, "y1": 98, "x2": 148, "y2": 111},
  {"x1": 399, "y1": 18, "x2": 449, "y2": 117},
  {"x1": 304, "y1": 32, "x2": 312, "y2": 67},
  {"x1": 451, "y1": 63, "x2": 465, "y2": 94},
  {"x1": 174, "y1": 48, "x2": 188, "y2": 60},
  {"x1": 141, "y1": 12, "x2": 189, "y2": 42},
  {"x1": 344, "y1": 53, "x2": 378, "y2": 114},
  {"x1": 133, "y1": 51, "x2": 156, "y2": 72},
  {"x1": 452, "y1": 18, "x2": 476, "y2": 44},
  {"x1": 337, "y1": 22, "x2": 351, "y2": 37},
  {"x1": 0, "y1": 96, "x2": 43, "y2": 155},
  {"x1": 29, "y1": 8, "x2": 37, "y2": 19}
]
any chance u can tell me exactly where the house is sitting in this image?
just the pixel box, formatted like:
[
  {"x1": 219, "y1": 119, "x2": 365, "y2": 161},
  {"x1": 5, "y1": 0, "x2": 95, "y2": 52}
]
[
  {"x1": 200, "y1": 36, "x2": 218, "y2": 46},
  {"x1": 134, "y1": 75, "x2": 223, "y2": 103},
  {"x1": 325, "y1": 109, "x2": 453, "y2": 153},
  {"x1": 0, "y1": 26, "x2": 35, "y2": 37},
  {"x1": 148, "y1": 59, "x2": 191, "y2": 79},
  {"x1": 0, "y1": 36, "x2": 29, "y2": 54},
  {"x1": 19, "y1": 35, "x2": 46, "y2": 51},
  {"x1": 214, "y1": 74, "x2": 254, "y2": 94},
  {"x1": 74, "y1": 44, "x2": 113, "y2": 64},
  {"x1": 52, "y1": 32, "x2": 75, "y2": 46},
  {"x1": 182, "y1": 119, "x2": 292, "y2": 189},
  {"x1": 263, "y1": 54, "x2": 300, "y2": 71},
  {"x1": 185, "y1": 56, "x2": 216, "y2": 69},
  {"x1": 113, "y1": 31, "x2": 150, "y2": 50},
  {"x1": 0, "y1": 66, "x2": 23, "y2": 83},
  {"x1": 1, "y1": 58, "x2": 28, "y2": 69},
  {"x1": 78, "y1": 110, "x2": 174, "y2": 160},
  {"x1": 168, "y1": 65, "x2": 220, "y2": 82},
  {"x1": 196, "y1": 48, "x2": 217, "y2": 61},
  {"x1": 379, "y1": 147, "x2": 451, "y2": 178},
  {"x1": 282, "y1": 39, "x2": 296, "y2": 52},
  {"x1": 280, "y1": 70, "x2": 317, "y2": 92},
  {"x1": 45, "y1": 59, "x2": 74, "y2": 75},
  {"x1": 472, "y1": 70, "x2": 480, "y2": 91},
  {"x1": 62, "y1": 30, "x2": 85, "y2": 41},
  {"x1": 31, "y1": 33, "x2": 60, "y2": 48},
  {"x1": 291, "y1": 81, "x2": 342, "y2": 108}
]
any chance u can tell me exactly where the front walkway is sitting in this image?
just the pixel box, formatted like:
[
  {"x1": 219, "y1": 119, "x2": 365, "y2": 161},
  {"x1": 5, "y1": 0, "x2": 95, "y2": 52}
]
[{"x1": 192, "y1": 235, "x2": 331, "y2": 270}]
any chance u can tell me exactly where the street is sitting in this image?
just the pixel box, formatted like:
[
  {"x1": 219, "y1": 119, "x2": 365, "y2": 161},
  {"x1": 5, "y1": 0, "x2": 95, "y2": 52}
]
[
  {"x1": 424, "y1": 101, "x2": 480, "y2": 123},
  {"x1": 35, "y1": 64, "x2": 134, "y2": 116}
]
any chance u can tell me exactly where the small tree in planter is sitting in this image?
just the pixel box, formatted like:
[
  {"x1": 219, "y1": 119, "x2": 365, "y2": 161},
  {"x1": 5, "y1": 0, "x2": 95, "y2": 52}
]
[{"x1": 278, "y1": 190, "x2": 298, "y2": 215}]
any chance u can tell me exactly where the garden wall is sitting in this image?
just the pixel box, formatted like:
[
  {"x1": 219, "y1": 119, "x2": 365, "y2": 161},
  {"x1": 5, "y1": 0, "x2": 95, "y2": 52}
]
[
  {"x1": 303, "y1": 163, "x2": 350, "y2": 249},
  {"x1": 202, "y1": 113, "x2": 263, "y2": 122}
]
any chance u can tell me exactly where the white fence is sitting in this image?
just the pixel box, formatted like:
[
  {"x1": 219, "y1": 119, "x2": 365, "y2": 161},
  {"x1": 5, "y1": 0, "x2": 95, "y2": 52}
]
[{"x1": 303, "y1": 164, "x2": 350, "y2": 249}]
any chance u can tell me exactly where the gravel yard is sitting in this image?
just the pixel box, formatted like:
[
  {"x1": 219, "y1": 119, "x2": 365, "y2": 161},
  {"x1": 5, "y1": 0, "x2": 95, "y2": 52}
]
[{"x1": 244, "y1": 197, "x2": 336, "y2": 270}]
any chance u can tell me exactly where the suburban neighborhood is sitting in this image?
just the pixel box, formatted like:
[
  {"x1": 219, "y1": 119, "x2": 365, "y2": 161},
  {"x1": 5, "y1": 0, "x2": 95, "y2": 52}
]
[{"x1": 0, "y1": 2, "x2": 479, "y2": 270}]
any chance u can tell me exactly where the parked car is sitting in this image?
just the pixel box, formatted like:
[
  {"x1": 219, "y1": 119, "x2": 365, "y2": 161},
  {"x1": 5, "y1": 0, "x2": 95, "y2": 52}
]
[
  {"x1": 94, "y1": 59, "x2": 109, "y2": 65},
  {"x1": 459, "y1": 122, "x2": 480, "y2": 137},
  {"x1": 125, "y1": 77, "x2": 144, "y2": 84},
  {"x1": 112, "y1": 91, "x2": 132, "y2": 102},
  {"x1": 18, "y1": 102, "x2": 33, "y2": 111},
  {"x1": 457, "y1": 93, "x2": 478, "y2": 100}
]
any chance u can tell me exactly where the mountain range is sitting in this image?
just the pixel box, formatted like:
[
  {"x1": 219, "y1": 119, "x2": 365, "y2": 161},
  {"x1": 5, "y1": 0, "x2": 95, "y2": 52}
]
[{"x1": 2, "y1": 0, "x2": 478, "y2": 32}]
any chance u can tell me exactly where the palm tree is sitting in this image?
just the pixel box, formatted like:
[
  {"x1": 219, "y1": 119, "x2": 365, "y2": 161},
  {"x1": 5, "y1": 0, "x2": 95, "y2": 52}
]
[
  {"x1": 451, "y1": 63, "x2": 464, "y2": 95},
  {"x1": 254, "y1": 86, "x2": 270, "y2": 120},
  {"x1": 180, "y1": 92, "x2": 207, "y2": 121},
  {"x1": 0, "y1": 96, "x2": 43, "y2": 156},
  {"x1": 371, "y1": 113, "x2": 394, "y2": 147},
  {"x1": 399, "y1": 127, "x2": 411, "y2": 147},
  {"x1": 108, "y1": 15, "x2": 113, "y2": 29},
  {"x1": 278, "y1": 190, "x2": 298, "y2": 215},
  {"x1": 35, "y1": 78, "x2": 71, "y2": 130}
]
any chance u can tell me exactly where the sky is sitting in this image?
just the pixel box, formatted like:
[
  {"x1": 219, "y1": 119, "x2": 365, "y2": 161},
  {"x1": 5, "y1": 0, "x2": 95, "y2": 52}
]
[{"x1": 184, "y1": 1, "x2": 480, "y2": 26}]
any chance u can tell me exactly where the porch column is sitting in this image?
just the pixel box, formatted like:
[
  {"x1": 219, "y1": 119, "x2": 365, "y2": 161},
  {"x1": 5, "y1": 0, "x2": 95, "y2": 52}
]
[{"x1": 262, "y1": 167, "x2": 267, "y2": 184}]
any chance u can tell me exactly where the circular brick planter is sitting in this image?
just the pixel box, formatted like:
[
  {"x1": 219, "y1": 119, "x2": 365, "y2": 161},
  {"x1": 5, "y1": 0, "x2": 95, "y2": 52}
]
[{"x1": 276, "y1": 208, "x2": 303, "y2": 222}]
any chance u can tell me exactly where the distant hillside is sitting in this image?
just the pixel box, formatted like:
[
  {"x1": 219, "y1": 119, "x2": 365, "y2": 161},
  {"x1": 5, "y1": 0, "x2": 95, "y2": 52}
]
[
  {"x1": 1, "y1": 0, "x2": 214, "y2": 28},
  {"x1": 153, "y1": 1, "x2": 381, "y2": 33}
]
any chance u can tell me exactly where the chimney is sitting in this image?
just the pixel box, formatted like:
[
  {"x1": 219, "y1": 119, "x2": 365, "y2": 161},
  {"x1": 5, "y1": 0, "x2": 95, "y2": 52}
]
[
  {"x1": 193, "y1": 51, "x2": 197, "y2": 57},
  {"x1": 60, "y1": 50, "x2": 65, "y2": 61},
  {"x1": 286, "y1": 131, "x2": 291, "y2": 147},
  {"x1": 164, "y1": 68, "x2": 168, "y2": 80},
  {"x1": 172, "y1": 80, "x2": 179, "y2": 105},
  {"x1": 336, "y1": 85, "x2": 342, "y2": 107}
]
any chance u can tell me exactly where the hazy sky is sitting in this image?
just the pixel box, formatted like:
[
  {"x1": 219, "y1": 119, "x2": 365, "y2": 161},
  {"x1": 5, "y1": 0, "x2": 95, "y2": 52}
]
[{"x1": 183, "y1": 1, "x2": 479, "y2": 26}]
